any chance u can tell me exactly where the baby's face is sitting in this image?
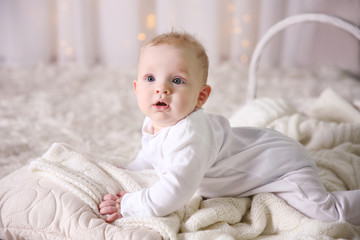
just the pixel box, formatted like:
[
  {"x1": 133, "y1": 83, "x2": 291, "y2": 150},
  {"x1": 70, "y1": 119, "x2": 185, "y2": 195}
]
[{"x1": 134, "y1": 44, "x2": 209, "y2": 133}]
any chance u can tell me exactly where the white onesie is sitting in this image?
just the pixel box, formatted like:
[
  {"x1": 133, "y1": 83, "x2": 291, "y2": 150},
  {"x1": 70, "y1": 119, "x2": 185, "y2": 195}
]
[{"x1": 120, "y1": 109, "x2": 360, "y2": 225}]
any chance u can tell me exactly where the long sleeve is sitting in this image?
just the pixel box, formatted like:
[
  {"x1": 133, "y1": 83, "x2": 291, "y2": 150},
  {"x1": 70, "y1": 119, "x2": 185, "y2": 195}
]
[
  {"x1": 125, "y1": 149, "x2": 153, "y2": 171},
  {"x1": 120, "y1": 110, "x2": 318, "y2": 217},
  {"x1": 121, "y1": 111, "x2": 218, "y2": 217},
  {"x1": 121, "y1": 150, "x2": 208, "y2": 216}
]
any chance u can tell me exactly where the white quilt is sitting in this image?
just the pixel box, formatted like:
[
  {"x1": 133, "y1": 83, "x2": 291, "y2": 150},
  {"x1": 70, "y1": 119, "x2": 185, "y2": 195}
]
[{"x1": 1, "y1": 89, "x2": 360, "y2": 240}]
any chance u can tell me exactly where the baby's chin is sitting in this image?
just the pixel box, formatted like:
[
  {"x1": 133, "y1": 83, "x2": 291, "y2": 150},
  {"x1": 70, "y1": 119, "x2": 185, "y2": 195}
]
[
  {"x1": 152, "y1": 120, "x2": 181, "y2": 132},
  {"x1": 151, "y1": 116, "x2": 187, "y2": 132},
  {"x1": 150, "y1": 109, "x2": 197, "y2": 131}
]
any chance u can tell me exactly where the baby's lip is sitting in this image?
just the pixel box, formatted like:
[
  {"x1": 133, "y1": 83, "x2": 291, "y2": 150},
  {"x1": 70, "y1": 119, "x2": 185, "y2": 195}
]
[
  {"x1": 154, "y1": 100, "x2": 168, "y2": 106},
  {"x1": 153, "y1": 100, "x2": 169, "y2": 110}
]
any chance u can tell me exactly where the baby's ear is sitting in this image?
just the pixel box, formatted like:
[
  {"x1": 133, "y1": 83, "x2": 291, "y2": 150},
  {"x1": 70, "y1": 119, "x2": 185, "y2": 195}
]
[
  {"x1": 133, "y1": 80, "x2": 137, "y2": 92},
  {"x1": 196, "y1": 85, "x2": 211, "y2": 108}
]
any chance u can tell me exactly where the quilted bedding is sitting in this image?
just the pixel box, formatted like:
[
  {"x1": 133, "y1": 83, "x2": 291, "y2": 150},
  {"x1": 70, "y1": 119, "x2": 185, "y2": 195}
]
[{"x1": 1, "y1": 88, "x2": 360, "y2": 240}]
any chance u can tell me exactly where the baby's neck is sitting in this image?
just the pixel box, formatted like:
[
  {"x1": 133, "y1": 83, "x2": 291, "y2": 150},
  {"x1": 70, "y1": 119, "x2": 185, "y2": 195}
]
[{"x1": 152, "y1": 125, "x2": 162, "y2": 134}]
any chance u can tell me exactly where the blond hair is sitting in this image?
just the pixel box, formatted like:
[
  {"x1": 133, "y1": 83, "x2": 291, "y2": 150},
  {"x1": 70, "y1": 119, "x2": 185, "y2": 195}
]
[{"x1": 141, "y1": 32, "x2": 209, "y2": 84}]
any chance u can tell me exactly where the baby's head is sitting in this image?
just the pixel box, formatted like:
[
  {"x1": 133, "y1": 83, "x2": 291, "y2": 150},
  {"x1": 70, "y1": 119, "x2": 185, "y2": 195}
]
[
  {"x1": 134, "y1": 31, "x2": 212, "y2": 133},
  {"x1": 141, "y1": 32, "x2": 209, "y2": 84}
]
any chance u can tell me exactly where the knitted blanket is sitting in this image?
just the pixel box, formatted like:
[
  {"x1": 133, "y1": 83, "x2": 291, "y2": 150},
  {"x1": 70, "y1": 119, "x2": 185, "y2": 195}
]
[{"x1": 30, "y1": 89, "x2": 360, "y2": 239}]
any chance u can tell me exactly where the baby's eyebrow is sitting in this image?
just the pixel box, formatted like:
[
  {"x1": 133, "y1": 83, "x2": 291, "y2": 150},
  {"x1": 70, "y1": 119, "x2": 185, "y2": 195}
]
[{"x1": 176, "y1": 67, "x2": 189, "y2": 76}]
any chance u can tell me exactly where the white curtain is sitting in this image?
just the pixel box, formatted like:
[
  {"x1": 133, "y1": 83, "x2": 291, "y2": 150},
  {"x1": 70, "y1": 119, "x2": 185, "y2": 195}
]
[{"x1": 0, "y1": 0, "x2": 359, "y2": 74}]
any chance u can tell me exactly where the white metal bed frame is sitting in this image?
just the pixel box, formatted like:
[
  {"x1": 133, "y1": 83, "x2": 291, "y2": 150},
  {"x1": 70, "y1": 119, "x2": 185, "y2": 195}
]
[{"x1": 247, "y1": 13, "x2": 360, "y2": 100}]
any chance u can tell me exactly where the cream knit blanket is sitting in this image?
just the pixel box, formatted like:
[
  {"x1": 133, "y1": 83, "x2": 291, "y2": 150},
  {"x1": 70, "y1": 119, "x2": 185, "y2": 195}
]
[{"x1": 30, "y1": 89, "x2": 360, "y2": 239}]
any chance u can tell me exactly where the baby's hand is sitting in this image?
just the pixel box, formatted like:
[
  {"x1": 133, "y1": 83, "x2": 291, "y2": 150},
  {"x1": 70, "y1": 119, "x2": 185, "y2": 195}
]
[{"x1": 99, "y1": 191, "x2": 127, "y2": 222}]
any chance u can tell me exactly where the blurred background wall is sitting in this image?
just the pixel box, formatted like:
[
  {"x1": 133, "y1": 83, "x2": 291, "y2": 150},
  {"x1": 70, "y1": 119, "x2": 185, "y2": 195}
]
[{"x1": 0, "y1": 0, "x2": 359, "y2": 74}]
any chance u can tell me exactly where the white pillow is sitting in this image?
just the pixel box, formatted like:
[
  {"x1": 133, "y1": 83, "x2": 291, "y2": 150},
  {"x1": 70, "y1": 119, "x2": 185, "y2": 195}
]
[{"x1": 0, "y1": 166, "x2": 161, "y2": 240}]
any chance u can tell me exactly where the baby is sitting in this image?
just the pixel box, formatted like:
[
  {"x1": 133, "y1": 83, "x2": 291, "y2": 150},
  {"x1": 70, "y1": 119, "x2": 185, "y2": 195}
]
[{"x1": 99, "y1": 31, "x2": 360, "y2": 225}]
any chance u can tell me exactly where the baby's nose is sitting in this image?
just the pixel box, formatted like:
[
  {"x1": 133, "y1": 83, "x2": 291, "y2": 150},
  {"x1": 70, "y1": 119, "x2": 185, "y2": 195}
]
[
  {"x1": 155, "y1": 89, "x2": 169, "y2": 94},
  {"x1": 155, "y1": 83, "x2": 171, "y2": 94}
]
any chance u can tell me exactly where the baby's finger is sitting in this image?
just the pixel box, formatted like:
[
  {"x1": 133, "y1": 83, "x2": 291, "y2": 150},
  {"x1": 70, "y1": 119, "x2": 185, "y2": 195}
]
[
  {"x1": 116, "y1": 191, "x2": 127, "y2": 198},
  {"x1": 99, "y1": 206, "x2": 117, "y2": 215},
  {"x1": 106, "y1": 212, "x2": 122, "y2": 222},
  {"x1": 103, "y1": 194, "x2": 118, "y2": 201},
  {"x1": 99, "y1": 200, "x2": 116, "y2": 209}
]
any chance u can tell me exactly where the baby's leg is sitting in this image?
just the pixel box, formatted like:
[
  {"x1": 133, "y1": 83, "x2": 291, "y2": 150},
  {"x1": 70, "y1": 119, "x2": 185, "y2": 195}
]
[{"x1": 275, "y1": 167, "x2": 360, "y2": 225}]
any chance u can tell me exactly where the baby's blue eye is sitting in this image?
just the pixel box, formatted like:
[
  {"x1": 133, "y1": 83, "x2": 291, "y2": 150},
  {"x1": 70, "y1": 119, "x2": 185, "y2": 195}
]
[
  {"x1": 172, "y1": 78, "x2": 183, "y2": 85},
  {"x1": 147, "y1": 76, "x2": 155, "y2": 82}
]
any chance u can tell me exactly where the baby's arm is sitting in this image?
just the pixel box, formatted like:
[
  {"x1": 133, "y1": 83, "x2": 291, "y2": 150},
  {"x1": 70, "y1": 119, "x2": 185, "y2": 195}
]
[
  {"x1": 99, "y1": 191, "x2": 127, "y2": 222},
  {"x1": 121, "y1": 139, "x2": 216, "y2": 217},
  {"x1": 125, "y1": 149, "x2": 153, "y2": 171},
  {"x1": 119, "y1": 112, "x2": 216, "y2": 217}
]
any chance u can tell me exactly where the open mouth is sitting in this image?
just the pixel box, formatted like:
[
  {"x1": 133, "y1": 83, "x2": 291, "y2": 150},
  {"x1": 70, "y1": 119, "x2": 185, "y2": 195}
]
[
  {"x1": 156, "y1": 101, "x2": 168, "y2": 106},
  {"x1": 154, "y1": 101, "x2": 169, "y2": 110}
]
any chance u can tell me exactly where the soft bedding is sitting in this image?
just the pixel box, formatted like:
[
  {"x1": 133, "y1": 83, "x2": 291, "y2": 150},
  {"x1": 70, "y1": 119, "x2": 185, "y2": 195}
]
[
  {"x1": 1, "y1": 65, "x2": 360, "y2": 181},
  {"x1": 1, "y1": 87, "x2": 360, "y2": 240}
]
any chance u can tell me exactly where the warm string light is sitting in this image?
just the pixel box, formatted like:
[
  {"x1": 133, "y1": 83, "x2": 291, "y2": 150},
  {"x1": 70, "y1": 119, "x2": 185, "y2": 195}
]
[
  {"x1": 227, "y1": 2, "x2": 252, "y2": 64},
  {"x1": 242, "y1": 14, "x2": 251, "y2": 23},
  {"x1": 240, "y1": 55, "x2": 249, "y2": 63},
  {"x1": 138, "y1": 13, "x2": 156, "y2": 42},
  {"x1": 146, "y1": 14, "x2": 156, "y2": 29},
  {"x1": 65, "y1": 47, "x2": 73, "y2": 56},
  {"x1": 59, "y1": 40, "x2": 73, "y2": 56},
  {"x1": 242, "y1": 39, "x2": 250, "y2": 48},
  {"x1": 59, "y1": 1, "x2": 74, "y2": 59},
  {"x1": 135, "y1": 6, "x2": 252, "y2": 64},
  {"x1": 234, "y1": 27, "x2": 243, "y2": 35},
  {"x1": 138, "y1": 33, "x2": 146, "y2": 41},
  {"x1": 227, "y1": 3, "x2": 236, "y2": 12},
  {"x1": 241, "y1": 13, "x2": 251, "y2": 63}
]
